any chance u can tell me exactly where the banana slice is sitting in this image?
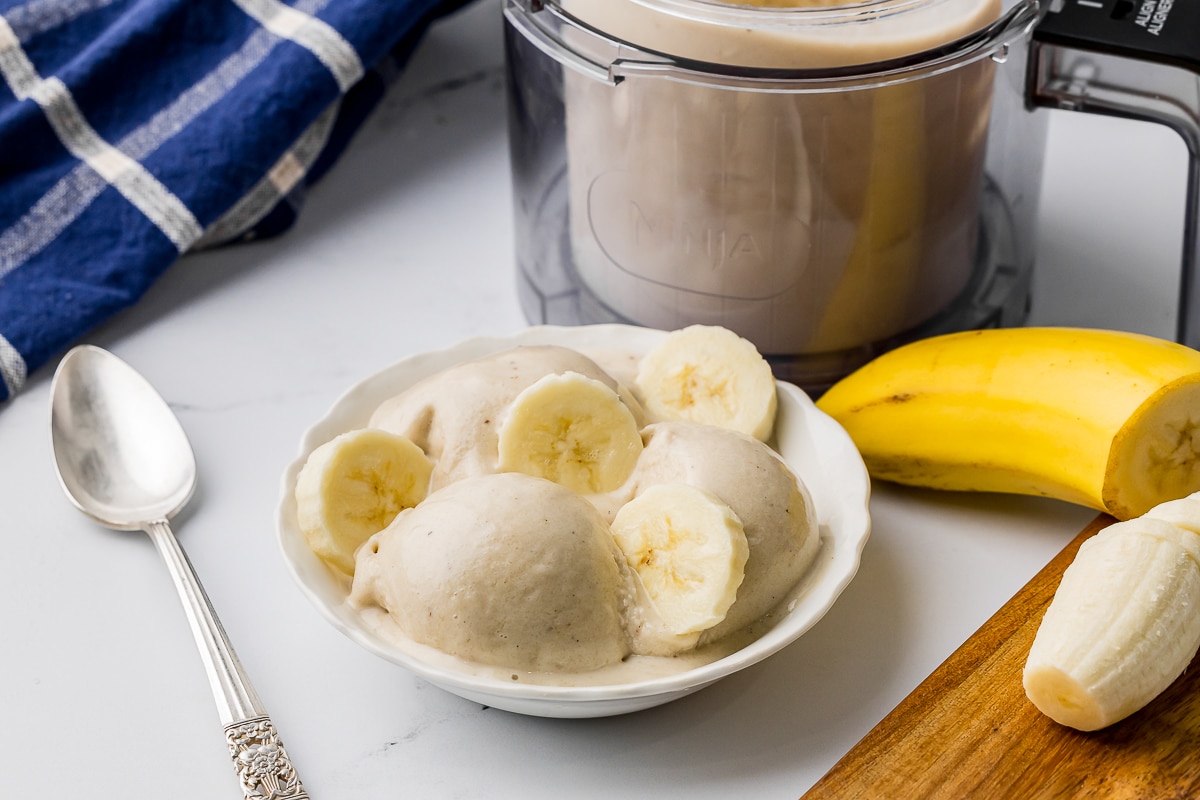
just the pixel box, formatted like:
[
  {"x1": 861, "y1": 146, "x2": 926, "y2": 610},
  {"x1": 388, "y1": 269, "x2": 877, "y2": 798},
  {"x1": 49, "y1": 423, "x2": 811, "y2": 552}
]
[
  {"x1": 497, "y1": 371, "x2": 643, "y2": 494},
  {"x1": 610, "y1": 483, "x2": 749, "y2": 636},
  {"x1": 294, "y1": 428, "x2": 433, "y2": 575},
  {"x1": 636, "y1": 325, "x2": 777, "y2": 441}
]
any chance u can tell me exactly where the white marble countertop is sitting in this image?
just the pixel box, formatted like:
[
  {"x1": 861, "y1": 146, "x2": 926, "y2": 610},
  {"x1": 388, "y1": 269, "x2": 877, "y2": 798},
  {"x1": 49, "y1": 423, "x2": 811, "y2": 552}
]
[{"x1": 0, "y1": 1, "x2": 1190, "y2": 796}]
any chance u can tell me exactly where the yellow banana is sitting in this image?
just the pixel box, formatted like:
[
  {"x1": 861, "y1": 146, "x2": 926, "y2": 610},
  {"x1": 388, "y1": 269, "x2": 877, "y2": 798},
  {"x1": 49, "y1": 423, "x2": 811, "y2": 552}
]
[{"x1": 815, "y1": 327, "x2": 1200, "y2": 520}]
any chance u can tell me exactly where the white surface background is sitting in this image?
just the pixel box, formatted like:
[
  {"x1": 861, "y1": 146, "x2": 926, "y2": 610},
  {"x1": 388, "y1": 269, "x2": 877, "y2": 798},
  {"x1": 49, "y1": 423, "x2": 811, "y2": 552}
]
[{"x1": 0, "y1": 1, "x2": 1190, "y2": 797}]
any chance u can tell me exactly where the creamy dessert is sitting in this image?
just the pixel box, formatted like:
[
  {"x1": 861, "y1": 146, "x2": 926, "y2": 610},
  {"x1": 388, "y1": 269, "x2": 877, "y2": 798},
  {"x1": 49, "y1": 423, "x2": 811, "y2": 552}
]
[
  {"x1": 369, "y1": 344, "x2": 646, "y2": 491},
  {"x1": 294, "y1": 325, "x2": 821, "y2": 685},
  {"x1": 350, "y1": 472, "x2": 637, "y2": 674},
  {"x1": 627, "y1": 421, "x2": 820, "y2": 645}
]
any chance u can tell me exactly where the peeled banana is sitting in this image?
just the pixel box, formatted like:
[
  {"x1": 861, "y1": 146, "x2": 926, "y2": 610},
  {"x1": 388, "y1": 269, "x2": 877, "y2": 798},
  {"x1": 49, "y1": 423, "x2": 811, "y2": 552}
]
[
  {"x1": 1023, "y1": 502, "x2": 1200, "y2": 730},
  {"x1": 294, "y1": 428, "x2": 433, "y2": 575},
  {"x1": 636, "y1": 324, "x2": 778, "y2": 442},
  {"x1": 610, "y1": 483, "x2": 749, "y2": 636},
  {"x1": 816, "y1": 327, "x2": 1200, "y2": 520},
  {"x1": 497, "y1": 371, "x2": 643, "y2": 494}
]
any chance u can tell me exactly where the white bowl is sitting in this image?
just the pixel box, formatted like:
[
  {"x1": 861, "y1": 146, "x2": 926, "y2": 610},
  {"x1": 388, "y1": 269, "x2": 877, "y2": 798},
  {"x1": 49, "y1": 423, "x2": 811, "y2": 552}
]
[{"x1": 276, "y1": 324, "x2": 871, "y2": 717}]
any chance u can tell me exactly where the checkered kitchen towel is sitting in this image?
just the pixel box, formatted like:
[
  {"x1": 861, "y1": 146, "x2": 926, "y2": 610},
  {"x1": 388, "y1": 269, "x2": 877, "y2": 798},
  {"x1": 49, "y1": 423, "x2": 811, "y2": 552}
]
[{"x1": 0, "y1": 0, "x2": 474, "y2": 403}]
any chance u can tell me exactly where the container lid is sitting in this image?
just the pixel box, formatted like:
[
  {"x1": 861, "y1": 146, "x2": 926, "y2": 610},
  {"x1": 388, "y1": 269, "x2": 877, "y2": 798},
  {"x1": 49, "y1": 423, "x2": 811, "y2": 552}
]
[{"x1": 542, "y1": 0, "x2": 1021, "y2": 72}]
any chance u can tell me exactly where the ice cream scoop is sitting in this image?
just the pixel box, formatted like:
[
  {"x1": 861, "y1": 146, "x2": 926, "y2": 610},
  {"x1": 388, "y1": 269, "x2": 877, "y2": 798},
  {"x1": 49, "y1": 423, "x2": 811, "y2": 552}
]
[
  {"x1": 350, "y1": 472, "x2": 637, "y2": 673},
  {"x1": 625, "y1": 421, "x2": 820, "y2": 644},
  {"x1": 370, "y1": 345, "x2": 646, "y2": 490}
]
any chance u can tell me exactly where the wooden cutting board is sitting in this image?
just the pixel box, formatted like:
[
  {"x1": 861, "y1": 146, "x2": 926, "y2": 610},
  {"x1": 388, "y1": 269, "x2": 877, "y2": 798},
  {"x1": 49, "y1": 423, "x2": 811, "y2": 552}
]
[{"x1": 801, "y1": 514, "x2": 1200, "y2": 799}]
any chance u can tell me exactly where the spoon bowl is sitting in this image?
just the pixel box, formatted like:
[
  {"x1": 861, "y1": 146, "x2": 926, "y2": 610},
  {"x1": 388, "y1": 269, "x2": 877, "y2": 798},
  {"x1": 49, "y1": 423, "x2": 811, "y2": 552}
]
[
  {"x1": 50, "y1": 345, "x2": 307, "y2": 799},
  {"x1": 51, "y1": 345, "x2": 195, "y2": 529}
]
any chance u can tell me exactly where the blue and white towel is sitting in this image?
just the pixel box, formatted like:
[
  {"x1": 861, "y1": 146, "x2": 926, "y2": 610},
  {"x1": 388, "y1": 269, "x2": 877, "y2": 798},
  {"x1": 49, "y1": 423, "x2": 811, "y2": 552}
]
[{"x1": 0, "y1": 0, "x2": 474, "y2": 403}]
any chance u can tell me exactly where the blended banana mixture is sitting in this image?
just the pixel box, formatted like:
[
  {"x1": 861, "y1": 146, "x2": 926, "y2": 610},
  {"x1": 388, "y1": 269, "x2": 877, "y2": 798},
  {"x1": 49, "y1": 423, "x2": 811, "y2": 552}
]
[
  {"x1": 369, "y1": 345, "x2": 646, "y2": 491},
  {"x1": 628, "y1": 422, "x2": 820, "y2": 645},
  {"x1": 560, "y1": 0, "x2": 1002, "y2": 355},
  {"x1": 350, "y1": 473, "x2": 637, "y2": 674},
  {"x1": 309, "y1": 330, "x2": 822, "y2": 686}
]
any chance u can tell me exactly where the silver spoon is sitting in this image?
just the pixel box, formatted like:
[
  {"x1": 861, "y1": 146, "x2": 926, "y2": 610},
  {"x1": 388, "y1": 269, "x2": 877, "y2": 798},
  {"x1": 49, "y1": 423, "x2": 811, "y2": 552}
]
[{"x1": 50, "y1": 344, "x2": 308, "y2": 799}]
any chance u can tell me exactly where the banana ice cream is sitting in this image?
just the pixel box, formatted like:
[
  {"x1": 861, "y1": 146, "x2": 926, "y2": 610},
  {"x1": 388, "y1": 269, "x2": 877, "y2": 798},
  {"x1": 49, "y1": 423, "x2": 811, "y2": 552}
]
[
  {"x1": 350, "y1": 472, "x2": 637, "y2": 673},
  {"x1": 556, "y1": 0, "x2": 1002, "y2": 354},
  {"x1": 369, "y1": 345, "x2": 646, "y2": 491},
  {"x1": 626, "y1": 421, "x2": 819, "y2": 645},
  {"x1": 296, "y1": 325, "x2": 821, "y2": 685}
]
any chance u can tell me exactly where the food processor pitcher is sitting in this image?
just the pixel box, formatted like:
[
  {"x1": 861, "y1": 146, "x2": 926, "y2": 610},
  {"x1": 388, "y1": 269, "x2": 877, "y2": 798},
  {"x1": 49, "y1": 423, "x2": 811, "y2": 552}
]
[{"x1": 502, "y1": 0, "x2": 1200, "y2": 393}]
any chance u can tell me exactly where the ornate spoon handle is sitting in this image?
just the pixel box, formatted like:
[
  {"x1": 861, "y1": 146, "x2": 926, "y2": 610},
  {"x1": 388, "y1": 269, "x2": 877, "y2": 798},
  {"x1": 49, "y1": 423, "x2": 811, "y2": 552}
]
[
  {"x1": 145, "y1": 519, "x2": 309, "y2": 798},
  {"x1": 226, "y1": 716, "x2": 309, "y2": 799}
]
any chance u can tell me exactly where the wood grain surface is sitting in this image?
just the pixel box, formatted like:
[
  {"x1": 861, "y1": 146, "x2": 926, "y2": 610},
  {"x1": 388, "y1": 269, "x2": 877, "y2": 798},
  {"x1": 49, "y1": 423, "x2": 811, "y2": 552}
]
[{"x1": 802, "y1": 514, "x2": 1200, "y2": 799}]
